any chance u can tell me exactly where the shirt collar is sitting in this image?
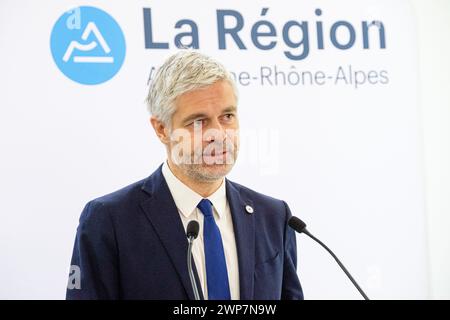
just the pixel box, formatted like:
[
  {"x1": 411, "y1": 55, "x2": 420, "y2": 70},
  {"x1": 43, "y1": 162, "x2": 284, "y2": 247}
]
[{"x1": 162, "y1": 161, "x2": 227, "y2": 219}]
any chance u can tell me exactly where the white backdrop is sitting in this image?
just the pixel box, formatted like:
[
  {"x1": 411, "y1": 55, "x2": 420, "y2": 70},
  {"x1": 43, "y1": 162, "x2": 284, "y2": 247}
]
[{"x1": 0, "y1": 0, "x2": 429, "y2": 299}]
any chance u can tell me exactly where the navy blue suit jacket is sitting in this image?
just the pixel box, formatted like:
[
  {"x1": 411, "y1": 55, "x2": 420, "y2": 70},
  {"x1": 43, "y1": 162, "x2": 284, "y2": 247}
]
[{"x1": 66, "y1": 165, "x2": 303, "y2": 300}]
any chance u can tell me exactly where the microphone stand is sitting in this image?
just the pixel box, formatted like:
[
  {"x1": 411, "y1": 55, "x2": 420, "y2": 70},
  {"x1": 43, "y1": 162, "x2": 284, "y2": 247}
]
[
  {"x1": 187, "y1": 235, "x2": 201, "y2": 300},
  {"x1": 303, "y1": 229, "x2": 370, "y2": 300}
]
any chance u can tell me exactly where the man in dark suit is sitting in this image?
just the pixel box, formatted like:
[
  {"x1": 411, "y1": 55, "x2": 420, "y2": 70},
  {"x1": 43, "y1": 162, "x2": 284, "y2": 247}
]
[{"x1": 66, "y1": 51, "x2": 303, "y2": 300}]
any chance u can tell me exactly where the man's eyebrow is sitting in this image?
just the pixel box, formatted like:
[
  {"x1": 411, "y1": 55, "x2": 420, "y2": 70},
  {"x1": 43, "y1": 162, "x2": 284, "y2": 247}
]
[
  {"x1": 182, "y1": 112, "x2": 208, "y2": 124},
  {"x1": 182, "y1": 106, "x2": 237, "y2": 124},
  {"x1": 222, "y1": 105, "x2": 237, "y2": 113}
]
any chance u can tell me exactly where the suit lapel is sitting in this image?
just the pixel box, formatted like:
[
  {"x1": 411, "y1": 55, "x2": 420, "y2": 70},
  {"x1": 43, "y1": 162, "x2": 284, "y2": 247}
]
[
  {"x1": 140, "y1": 166, "x2": 204, "y2": 300},
  {"x1": 226, "y1": 180, "x2": 255, "y2": 300}
]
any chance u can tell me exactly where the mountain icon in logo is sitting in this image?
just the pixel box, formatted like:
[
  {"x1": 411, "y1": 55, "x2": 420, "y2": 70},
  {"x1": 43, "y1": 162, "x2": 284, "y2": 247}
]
[
  {"x1": 50, "y1": 6, "x2": 126, "y2": 85},
  {"x1": 63, "y1": 22, "x2": 114, "y2": 64}
]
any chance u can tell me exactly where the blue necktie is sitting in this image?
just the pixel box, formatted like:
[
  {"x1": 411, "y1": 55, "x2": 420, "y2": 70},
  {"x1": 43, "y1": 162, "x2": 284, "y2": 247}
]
[{"x1": 197, "y1": 199, "x2": 231, "y2": 300}]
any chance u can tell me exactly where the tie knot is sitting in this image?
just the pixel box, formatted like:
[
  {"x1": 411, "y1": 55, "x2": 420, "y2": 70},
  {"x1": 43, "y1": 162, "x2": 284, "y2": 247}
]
[{"x1": 197, "y1": 199, "x2": 213, "y2": 217}]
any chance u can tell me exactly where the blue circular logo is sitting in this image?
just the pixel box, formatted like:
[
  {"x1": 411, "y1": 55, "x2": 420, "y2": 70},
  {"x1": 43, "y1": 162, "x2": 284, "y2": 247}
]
[{"x1": 50, "y1": 6, "x2": 126, "y2": 85}]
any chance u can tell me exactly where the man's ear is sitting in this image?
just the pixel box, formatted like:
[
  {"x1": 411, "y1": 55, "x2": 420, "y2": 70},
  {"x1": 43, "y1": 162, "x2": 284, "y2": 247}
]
[{"x1": 150, "y1": 116, "x2": 170, "y2": 144}]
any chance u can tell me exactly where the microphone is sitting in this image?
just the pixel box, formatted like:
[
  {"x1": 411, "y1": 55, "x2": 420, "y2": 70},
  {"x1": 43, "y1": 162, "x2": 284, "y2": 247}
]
[
  {"x1": 186, "y1": 220, "x2": 201, "y2": 300},
  {"x1": 288, "y1": 216, "x2": 370, "y2": 300}
]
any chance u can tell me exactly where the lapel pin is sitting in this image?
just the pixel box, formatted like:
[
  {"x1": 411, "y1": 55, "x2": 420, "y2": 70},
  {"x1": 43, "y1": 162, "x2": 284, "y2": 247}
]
[{"x1": 245, "y1": 205, "x2": 254, "y2": 214}]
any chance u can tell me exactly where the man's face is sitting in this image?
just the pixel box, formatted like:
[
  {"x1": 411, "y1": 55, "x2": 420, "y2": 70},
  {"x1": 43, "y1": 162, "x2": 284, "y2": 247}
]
[{"x1": 166, "y1": 80, "x2": 239, "y2": 182}]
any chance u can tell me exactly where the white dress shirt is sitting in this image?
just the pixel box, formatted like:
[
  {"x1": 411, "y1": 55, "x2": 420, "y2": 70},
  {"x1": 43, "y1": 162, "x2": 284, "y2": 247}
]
[{"x1": 161, "y1": 161, "x2": 240, "y2": 300}]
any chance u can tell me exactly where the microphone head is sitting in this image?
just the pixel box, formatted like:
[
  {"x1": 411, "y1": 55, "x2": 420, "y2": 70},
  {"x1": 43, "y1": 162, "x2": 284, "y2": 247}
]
[
  {"x1": 288, "y1": 216, "x2": 307, "y2": 234},
  {"x1": 186, "y1": 220, "x2": 200, "y2": 239}
]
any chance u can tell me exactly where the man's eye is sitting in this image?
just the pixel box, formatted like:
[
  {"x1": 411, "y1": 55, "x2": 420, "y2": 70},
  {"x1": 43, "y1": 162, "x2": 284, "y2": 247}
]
[
  {"x1": 192, "y1": 119, "x2": 203, "y2": 127},
  {"x1": 224, "y1": 114, "x2": 234, "y2": 120}
]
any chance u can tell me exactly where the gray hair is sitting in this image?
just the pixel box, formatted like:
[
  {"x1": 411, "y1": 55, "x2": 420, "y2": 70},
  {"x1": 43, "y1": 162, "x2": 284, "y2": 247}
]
[{"x1": 146, "y1": 51, "x2": 238, "y2": 127}]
